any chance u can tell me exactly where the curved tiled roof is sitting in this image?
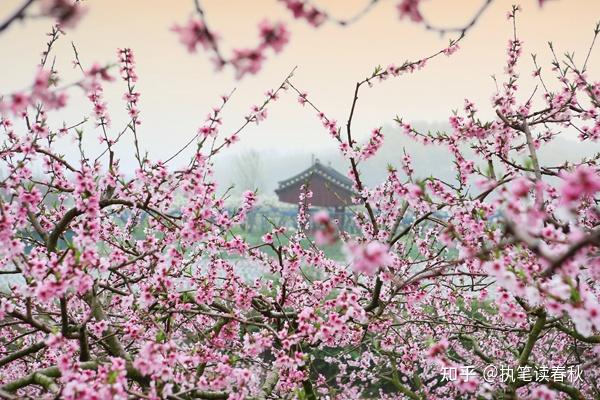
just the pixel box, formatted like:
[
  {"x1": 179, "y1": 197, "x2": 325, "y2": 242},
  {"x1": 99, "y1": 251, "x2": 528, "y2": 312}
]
[{"x1": 275, "y1": 161, "x2": 354, "y2": 193}]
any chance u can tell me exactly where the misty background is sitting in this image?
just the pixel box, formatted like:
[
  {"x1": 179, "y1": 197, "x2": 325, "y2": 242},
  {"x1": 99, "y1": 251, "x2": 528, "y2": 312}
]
[
  {"x1": 214, "y1": 121, "x2": 597, "y2": 201},
  {"x1": 1, "y1": 0, "x2": 599, "y2": 203}
]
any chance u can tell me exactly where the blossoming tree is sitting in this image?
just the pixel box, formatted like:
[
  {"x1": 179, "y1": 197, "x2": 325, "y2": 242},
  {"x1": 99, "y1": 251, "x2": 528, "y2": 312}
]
[{"x1": 1, "y1": 1, "x2": 600, "y2": 399}]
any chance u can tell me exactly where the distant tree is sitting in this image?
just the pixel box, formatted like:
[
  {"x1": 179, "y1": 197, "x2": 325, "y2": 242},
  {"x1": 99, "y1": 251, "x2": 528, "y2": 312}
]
[{"x1": 233, "y1": 149, "x2": 265, "y2": 195}]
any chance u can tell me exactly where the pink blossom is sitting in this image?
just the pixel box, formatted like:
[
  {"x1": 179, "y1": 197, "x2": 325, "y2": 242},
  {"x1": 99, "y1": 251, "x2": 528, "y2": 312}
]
[
  {"x1": 258, "y1": 20, "x2": 290, "y2": 53},
  {"x1": 511, "y1": 177, "x2": 533, "y2": 198},
  {"x1": 86, "y1": 63, "x2": 114, "y2": 81},
  {"x1": 313, "y1": 210, "x2": 330, "y2": 224},
  {"x1": 313, "y1": 211, "x2": 337, "y2": 245},
  {"x1": 298, "y1": 92, "x2": 308, "y2": 106},
  {"x1": 262, "y1": 232, "x2": 274, "y2": 244},
  {"x1": 231, "y1": 48, "x2": 265, "y2": 79},
  {"x1": 397, "y1": 0, "x2": 423, "y2": 22},
  {"x1": 443, "y1": 43, "x2": 460, "y2": 56},
  {"x1": 10, "y1": 92, "x2": 29, "y2": 115},
  {"x1": 427, "y1": 338, "x2": 448, "y2": 359},
  {"x1": 281, "y1": 0, "x2": 326, "y2": 27},
  {"x1": 560, "y1": 166, "x2": 600, "y2": 205},
  {"x1": 346, "y1": 241, "x2": 393, "y2": 275},
  {"x1": 40, "y1": 0, "x2": 87, "y2": 28},
  {"x1": 172, "y1": 18, "x2": 216, "y2": 53}
]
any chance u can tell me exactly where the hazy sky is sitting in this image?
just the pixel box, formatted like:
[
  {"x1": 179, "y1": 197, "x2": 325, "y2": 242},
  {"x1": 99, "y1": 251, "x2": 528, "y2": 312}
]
[{"x1": 1, "y1": 0, "x2": 599, "y2": 173}]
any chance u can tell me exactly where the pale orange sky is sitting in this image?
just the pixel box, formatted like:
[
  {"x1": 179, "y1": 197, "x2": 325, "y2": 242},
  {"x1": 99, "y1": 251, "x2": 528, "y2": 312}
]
[{"x1": 1, "y1": 0, "x2": 599, "y2": 168}]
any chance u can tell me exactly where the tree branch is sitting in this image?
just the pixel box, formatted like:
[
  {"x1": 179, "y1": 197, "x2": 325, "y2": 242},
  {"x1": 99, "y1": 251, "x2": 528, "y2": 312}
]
[{"x1": 0, "y1": 0, "x2": 36, "y2": 34}]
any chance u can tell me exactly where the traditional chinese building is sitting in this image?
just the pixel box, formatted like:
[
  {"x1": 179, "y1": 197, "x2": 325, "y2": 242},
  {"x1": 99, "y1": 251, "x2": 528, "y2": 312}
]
[{"x1": 275, "y1": 159, "x2": 355, "y2": 228}]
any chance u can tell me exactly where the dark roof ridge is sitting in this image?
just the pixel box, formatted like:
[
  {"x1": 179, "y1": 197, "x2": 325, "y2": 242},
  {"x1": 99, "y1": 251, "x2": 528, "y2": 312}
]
[{"x1": 276, "y1": 161, "x2": 354, "y2": 192}]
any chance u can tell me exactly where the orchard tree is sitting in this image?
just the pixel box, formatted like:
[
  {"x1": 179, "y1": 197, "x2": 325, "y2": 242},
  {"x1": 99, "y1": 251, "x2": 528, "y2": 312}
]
[{"x1": 1, "y1": 1, "x2": 600, "y2": 400}]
